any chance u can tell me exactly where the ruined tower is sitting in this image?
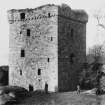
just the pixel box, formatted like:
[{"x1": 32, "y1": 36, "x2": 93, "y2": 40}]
[{"x1": 8, "y1": 4, "x2": 88, "y2": 92}]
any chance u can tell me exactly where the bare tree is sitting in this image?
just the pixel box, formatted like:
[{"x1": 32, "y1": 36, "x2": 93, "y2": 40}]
[
  {"x1": 88, "y1": 45, "x2": 103, "y2": 62},
  {"x1": 92, "y1": 9, "x2": 105, "y2": 93},
  {"x1": 94, "y1": 9, "x2": 105, "y2": 29}
]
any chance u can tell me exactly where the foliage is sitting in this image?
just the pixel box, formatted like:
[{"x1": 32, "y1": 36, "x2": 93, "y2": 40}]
[{"x1": 79, "y1": 45, "x2": 104, "y2": 90}]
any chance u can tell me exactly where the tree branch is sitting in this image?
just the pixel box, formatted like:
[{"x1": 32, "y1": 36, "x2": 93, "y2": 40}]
[{"x1": 95, "y1": 15, "x2": 105, "y2": 29}]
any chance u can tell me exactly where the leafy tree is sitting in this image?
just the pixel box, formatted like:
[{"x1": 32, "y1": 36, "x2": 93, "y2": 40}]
[{"x1": 79, "y1": 45, "x2": 105, "y2": 92}]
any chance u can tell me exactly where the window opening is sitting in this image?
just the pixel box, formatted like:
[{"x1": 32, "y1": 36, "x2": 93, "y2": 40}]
[{"x1": 20, "y1": 13, "x2": 25, "y2": 20}]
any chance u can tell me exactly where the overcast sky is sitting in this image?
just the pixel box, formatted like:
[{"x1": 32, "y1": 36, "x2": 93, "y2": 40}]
[{"x1": 0, "y1": 0, "x2": 105, "y2": 65}]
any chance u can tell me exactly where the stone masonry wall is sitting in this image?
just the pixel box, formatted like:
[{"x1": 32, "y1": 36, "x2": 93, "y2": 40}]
[
  {"x1": 8, "y1": 4, "x2": 88, "y2": 92},
  {"x1": 8, "y1": 5, "x2": 58, "y2": 92},
  {"x1": 58, "y1": 5, "x2": 88, "y2": 91}
]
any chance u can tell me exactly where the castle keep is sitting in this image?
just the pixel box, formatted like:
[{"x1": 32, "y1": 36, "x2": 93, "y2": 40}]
[{"x1": 8, "y1": 4, "x2": 88, "y2": 92}]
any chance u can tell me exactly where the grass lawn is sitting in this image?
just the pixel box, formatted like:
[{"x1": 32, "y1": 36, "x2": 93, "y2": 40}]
[{"x1": 16, "y1": 91, "x2": 102, "y2": 105}]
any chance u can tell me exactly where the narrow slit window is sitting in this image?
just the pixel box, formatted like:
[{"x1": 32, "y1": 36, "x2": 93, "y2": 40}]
[
  {"x1": 51, "y1": 37, "x2": 53, "y2": 41},
  {"x1": 20, "y1": 69, "x2": 22, "y2": 75},
  {"x1": 38, "y1": 68, "x2": 41, "y2": 75},
  {"x1": 27, "y1": 29, "x2": 30, "y2": 36},
  {"x1": 70, "y1": 53, "x2": 75, "y2": 63},
  {"x1": 48, "y1": 13, "x2": 50, "y2": 17},
  {"x1": 68, "y1": 24, "x2": 71, "y2": 30},
  {"x1": 71, "y1": 29, "x2": 74, "y2": 38},
  {"x1": 20, "y1": 13, "x2": 25, "y2": 20},
  {"x1": 21, "y1": 49, "x2": 25, "y2": 57},
  {"x1": 47, "y1": 58, "x2": 50, "y2": 62}
]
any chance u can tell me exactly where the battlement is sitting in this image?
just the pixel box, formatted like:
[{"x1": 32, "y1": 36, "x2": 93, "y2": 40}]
[{"x1": 7, "y1": 4, "x2": 88, "y2": 24}]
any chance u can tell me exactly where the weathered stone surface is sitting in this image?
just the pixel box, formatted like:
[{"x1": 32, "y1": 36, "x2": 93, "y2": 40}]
[
  {"x1": 58, "y1": 5, "x2": 87, "y2": 91},
  {"x1": 8, "y1": 4, "x2": 88, "y2": 92}
]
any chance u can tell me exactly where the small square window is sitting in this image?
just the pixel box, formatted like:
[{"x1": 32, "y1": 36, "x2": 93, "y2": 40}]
[
  {"x1": 21, "y1": 49, "x2": 25, "y2": 57},
  {"x1": 20, "y1": 31, "x2": 22, "y2": 34}
]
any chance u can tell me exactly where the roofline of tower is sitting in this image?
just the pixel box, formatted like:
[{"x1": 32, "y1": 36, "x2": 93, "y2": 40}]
[
  {"x1": 7, "y1": 4, "x2": 58, "y2": 13},
  {"x1": 7, "y1": 3, "x2": 88, "y2": 23}
]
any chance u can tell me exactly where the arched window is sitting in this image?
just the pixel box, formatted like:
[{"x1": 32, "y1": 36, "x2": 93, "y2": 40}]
[{"x1": 20, "y1": 13, "x2": 25, "y2": 20}]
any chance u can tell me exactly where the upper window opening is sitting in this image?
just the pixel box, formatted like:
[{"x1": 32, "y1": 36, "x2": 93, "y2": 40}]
[
  {"x1": 27, "y1": 29, "x2": 30, "y2": 36},
  {"x1": 20, "y1": 69, "x2": 22, "y2": 75},
  {"x1": 21, "y1": 49, "x2": 25, "y2": 57},
  {"x1": 20, "y1": 13, "x2": 25, "y2": 20},
  {"x1": 71, "y1": 29, "x2": 74, "y2": 38},
  {"x1": 47, "y1": 58, "x2": 50, "y2": 62},
  {"x1": 38, "y1": 68, "x2": 41, "y2": 75},
  {"x1": 70, "y1": 53, "x2": 75, "y2": 63},
  {"x1": 48, "y1": 13, "x2": 51, "y2": 17}
]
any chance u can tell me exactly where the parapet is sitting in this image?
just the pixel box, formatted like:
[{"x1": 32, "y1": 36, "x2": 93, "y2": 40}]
[
  {"x1": 7, "y1": 4, "x2": 58, "y2": 24},
  {"x1": 7, "y1": 3, "x2": 88, "y2": 24},
  {"x1": 58, "y1": 3, "x2": 88, "y2": 23},
  {"x1": 72, "y1": 9, "x2": 88, "y2": 23}
]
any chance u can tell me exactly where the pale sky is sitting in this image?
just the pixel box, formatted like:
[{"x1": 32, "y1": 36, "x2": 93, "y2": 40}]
[{"x1": 0, "y1": 0, "x2": 105, "y2": 65}]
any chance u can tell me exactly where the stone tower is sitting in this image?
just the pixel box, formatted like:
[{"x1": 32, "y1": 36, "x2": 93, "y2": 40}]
[{"x1": 8, "y1": 4, "x2": 88, "y2": 92}]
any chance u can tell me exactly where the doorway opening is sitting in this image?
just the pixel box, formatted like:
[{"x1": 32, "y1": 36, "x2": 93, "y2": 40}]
[
  {"x1": 45, "y1": 83, "x2": 48, "y2": 93},
  {"x1": 29, "y1": 84, "x2": 34, "y2": 91}
]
